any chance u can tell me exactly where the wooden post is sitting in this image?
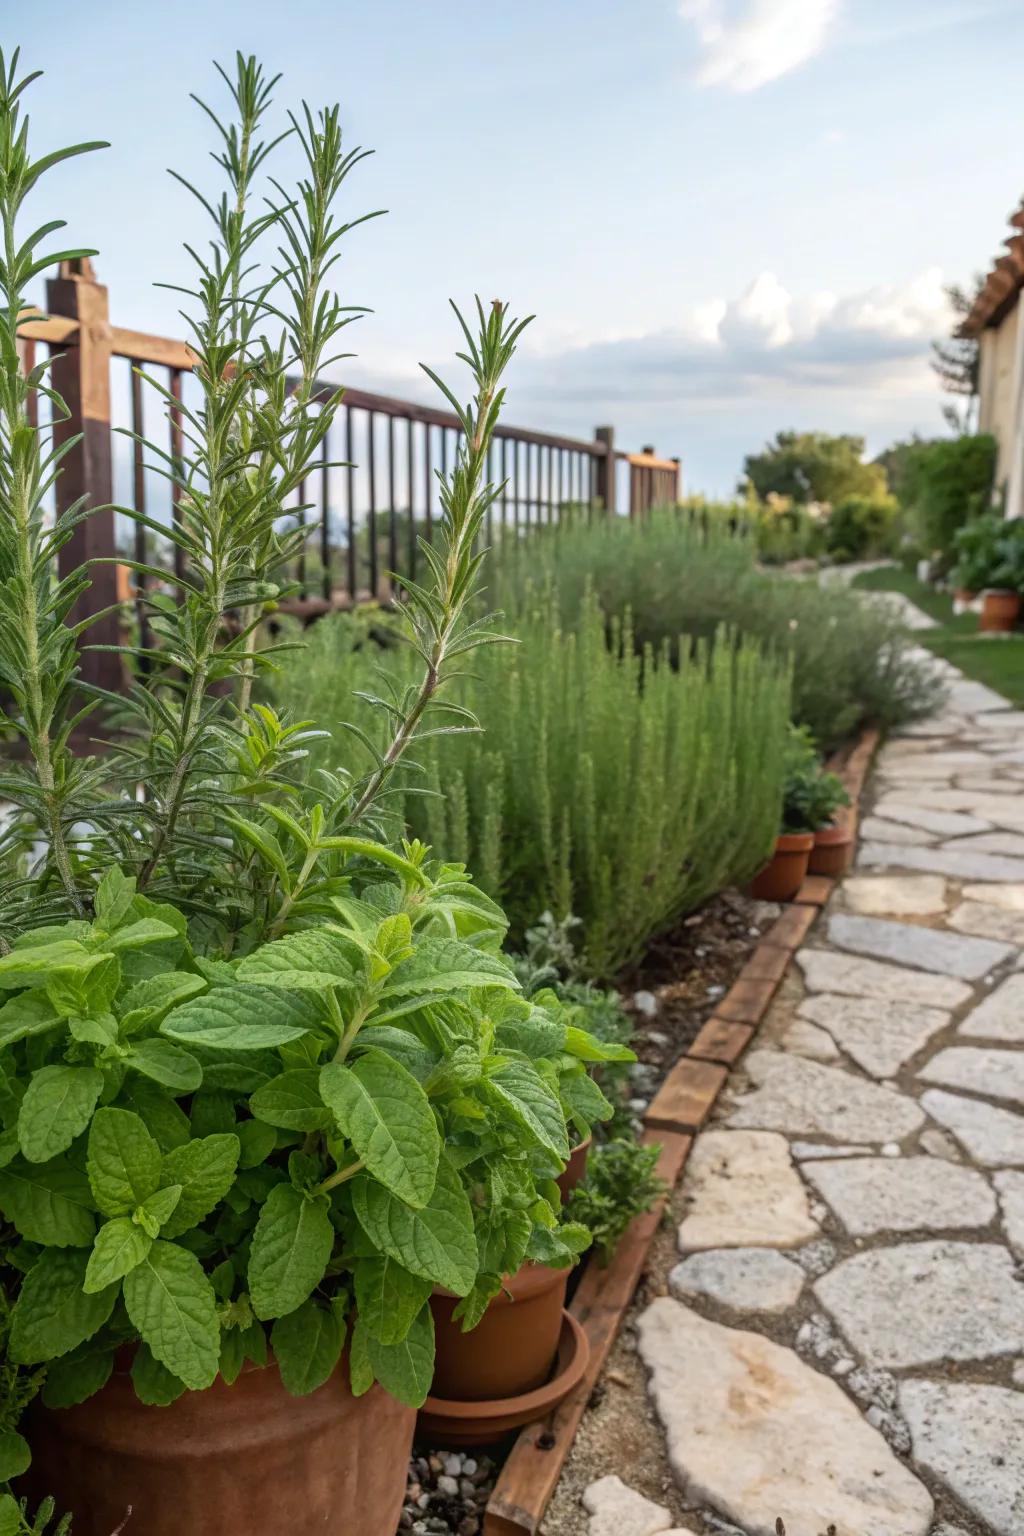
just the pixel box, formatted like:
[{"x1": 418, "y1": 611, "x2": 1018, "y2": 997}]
[
  {"x1": 47, "y1": 258, "x2": 122, "y2": 694},
  {"x1": 593, "y1": 425, "x2": 615, "y2": 514},
  {"x1": 672, "y1": 455, "x2": 681, "y2": 502}
]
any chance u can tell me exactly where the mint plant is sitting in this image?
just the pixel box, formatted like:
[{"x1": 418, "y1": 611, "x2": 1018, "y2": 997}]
[{"x1": 0, "y1": 863, "x2": 625, "y2": 1407}]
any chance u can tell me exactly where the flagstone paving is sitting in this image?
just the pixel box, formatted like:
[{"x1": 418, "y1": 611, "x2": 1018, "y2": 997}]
[{"x1": 623, "y1": 647, "x2": 1024, "y2": 1536}]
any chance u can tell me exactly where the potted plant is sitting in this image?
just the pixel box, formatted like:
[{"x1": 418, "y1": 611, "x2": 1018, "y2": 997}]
[
  {"x1": 750, "y1": 727, "x2": 848, "y2": 898},
  {"x1": 980, "y1": 519, "x2": 1024, "y2": 633},
  {"x1": 0, "y1": 48, "x2": 621, "y2": 1536}
]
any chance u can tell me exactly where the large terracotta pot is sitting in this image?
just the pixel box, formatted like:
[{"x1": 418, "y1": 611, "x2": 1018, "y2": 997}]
[
  {"x1": 24, "y1": 1354, "x2": 415, "y2": 1536},
  {"x1": 749, "y1": 832, "x2": 814, "y2": 902},
  {"x1": 808, "y1": 822, "x2": 852, "y2": 877},
  {"x1": 430, "y1": 1262, "x2": 569, "y2": 1402},
  {"x1": 980, "y1": 588, "x2": 1021, "y2": 633},
  {"x1": 556, "y1": 1135, "x2": 592, "y2": 1200}
]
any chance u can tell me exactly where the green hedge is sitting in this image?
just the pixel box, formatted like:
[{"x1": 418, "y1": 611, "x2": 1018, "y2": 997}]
[
  {"x1": 900, "y1": 434, "x2": 998, "y2": 560},
  {"x1": 275, "y1": 596, "x2": 790, "y2": 977}
]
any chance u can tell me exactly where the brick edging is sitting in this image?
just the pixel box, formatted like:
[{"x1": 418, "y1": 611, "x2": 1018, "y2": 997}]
[{"x1": 483, "y1": 722, "x2": 882, "y2": 1536}]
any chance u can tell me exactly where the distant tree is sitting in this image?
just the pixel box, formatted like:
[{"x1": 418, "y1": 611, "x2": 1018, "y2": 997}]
[
  {"x1": 931, "y1": 281, "x2": 981, "y2": 436},
  {"x1": 740, "y1": 431, "x2": 888, "y2": 506},
  {"x1": 873, "y1": 435, "x2": 925, "y2": 503}
]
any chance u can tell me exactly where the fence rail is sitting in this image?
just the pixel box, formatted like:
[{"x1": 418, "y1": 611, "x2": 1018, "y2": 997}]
[{"x1": 18, "y1": 261, "x2": 681, "y2": 693}]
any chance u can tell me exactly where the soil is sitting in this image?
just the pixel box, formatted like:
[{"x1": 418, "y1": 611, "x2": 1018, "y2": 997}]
[{"x1": 400, "y1": 888, "x2": 775, "y2": 1536}]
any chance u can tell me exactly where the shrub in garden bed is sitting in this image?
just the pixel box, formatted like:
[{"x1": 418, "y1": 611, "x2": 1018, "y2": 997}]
[
  {"x1": 485, "y1": 511, "x2": 941, "y2": 748},
  {"x1": 0, "y1": 46, "x2": 629, "y2": 1533},
  {"x1": 277, "y1": 597, "x2": 791, "y2": 977}
]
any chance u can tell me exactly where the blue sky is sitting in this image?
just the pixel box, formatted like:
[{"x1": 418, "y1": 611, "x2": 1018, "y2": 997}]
[{"x1": 15, "y1": 0, "x2": 1024, "y2": 493}]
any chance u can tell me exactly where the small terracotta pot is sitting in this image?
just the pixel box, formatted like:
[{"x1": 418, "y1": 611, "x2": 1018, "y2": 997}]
[
  {"x1": 430, "y1": 1263, "x2": 569, "y2": 1402},
  {"x1": 556, "y1": 1135, "x2": 592, "y2": 1200},
  {"x1": 24, "y1": 1354, "x2": 414, "y2": 1536},
  {"x1": 418, "y1": 1309, "x2": 589, "y2": 1447},
  {"x1": 749, "y1": 832, "x2": 814, "y2": 902},
  {"x1": 808, "y1": 822, "x2": 852, "y2": 877},
  {"x1": 980, "y1": 588, "x2": 1021, "y2": 633}
]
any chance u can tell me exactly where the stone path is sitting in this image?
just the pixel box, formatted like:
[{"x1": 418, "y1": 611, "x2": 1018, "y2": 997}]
[{"x1": 588, "y1": 647, "x2": 1024, "y2": 1536}]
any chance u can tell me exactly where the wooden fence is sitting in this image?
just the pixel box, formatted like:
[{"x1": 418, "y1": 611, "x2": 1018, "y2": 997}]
[{"x1": 18, "y1": 261, "x2": 681, "y2": 692}]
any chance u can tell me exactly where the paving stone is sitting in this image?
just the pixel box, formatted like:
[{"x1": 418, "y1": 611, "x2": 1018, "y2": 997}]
[
  {"x1": 942, "y1": 830, "x2": 1024, "y2": 855},
  {"x1": 874, "y1": 789, "x2": 1024, "y2": 831},
  {"x1": 900, "y1": 1382, "x2": 1024, "y2": 1536},
  {"x1": 677, "y1": 1130, "x2": 818, "y2": 1252},
  {"x1": 815, "y1": 1242, "x2": 1024, "y2": 1367},
  {"x1": 962, "y1": 881, "x2": 1024, "y2": 911},
  {"x1": 979, "y1": 709, "x2": 1024, "y2": 732},
  {"x1": 946, "y1": 678, "x2": 1013, "y2": 713},
  {"x1": 827, "y1": 912, "x2": 1014, "y2": 979},
  {"x1": 921, "y1": 1089, "x2": 1024, "y2": 1166},
  {"x1": 668, "y1": 1247, "x2": 805, "y2": 1314},
  {"x1": 796, "y1": 949, "x2": 972, "y2": 1009},
  {"x1": 582, "y1": 1476, "x2": 674, "y2": 1536},
  {"x1": 729, "y1": 1051, "x2": 925, "y2": 1143},
  {"x1": 859, "y1": 840, "x2": 1024, "y2": 881},
  {"x1": 859, "y1": 817, "x2": 936, "y2": 846},
  {"x1": 790, "y1": 1141, "x2": 865, "y2": 1160},
  {"x1": 636, "y1": 1299, "x2": 933, "y2": 1536},
  {"x1": 994, "y1": 1169, "x2": 1024, "y2": 1256},
  {"x1": 959, "y1": 973, "x2": 1024, "y2": 1041},
  {"x1": 878, "y1": 750, "x2": 992, "y2": 779},
  {"x1": 948, "y1": 899, "x2": 1024, "y2": 946},
  {"x1": 801, "y1": 1157, "x2": 995, "y2": 1236},
  {"x1": 918, "y1": 1127, "x2": 962, "y2": 1161},
  {"x1": 798, "y1": 993, "x2": 950, "y2": 1078},
  {"x1": 919, "y1": 1047, "x2": 1024, "y2": 1107},
  {"x1": 869, "y1": 803, "x2": 993, "y2": 837},
  {"x1": 842, "y1": 874, "x2": 948, "y2": 916},
  {"x1": 779, "y1": 1019, "x2": 839, "y2": 1061}
]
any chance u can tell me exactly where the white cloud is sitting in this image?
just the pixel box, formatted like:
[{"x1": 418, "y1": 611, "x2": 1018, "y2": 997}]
[{"x1": 679, "y1": 0, "x2": 841, "y2": 91}]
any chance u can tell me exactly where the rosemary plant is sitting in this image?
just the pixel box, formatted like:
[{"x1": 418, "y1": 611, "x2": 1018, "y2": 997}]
[{"x1": 0, "y1": 51, "x2": 525, "y2": 953}]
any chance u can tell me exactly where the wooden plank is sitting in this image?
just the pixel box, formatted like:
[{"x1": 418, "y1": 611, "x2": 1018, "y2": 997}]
[
  {"x1": 645, "y1": 1058, "x2": 727, "y2": 1132},
  {"x1": 16, "y1": 313, "x2": 79, "y2": 345},
  {"x1": 687, "y1": 1018, "x2": 753, "y2": 1065},
  {"x1": 109, "y1": 325, "x2": 197, "y2": 371},
  {"x1": 737, "y1": 944, "x2": 790, "y2": 984},
  {"x1": 485, "y1": 1132, "x2": 692, "y2": 1536},
  {"x1": 763, "y1": 903, "x2": 818, "y2": 951}
]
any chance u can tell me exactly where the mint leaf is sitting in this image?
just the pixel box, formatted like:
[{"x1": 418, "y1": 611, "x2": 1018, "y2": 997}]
[
  {"x1": 136, "y1": 1183, "x2": 183, "y2": 1235},
  {"x1": 321, "y1": 1051, "x2": 439, "y2": 1208},
  {"x1": 94, "y1": 867, "x2": 137, "y2": 929},
  {"x1": 41, "y1": 1337, "x2": 115, "y2": 1408},
  {"x1": 87, "y1": 1107, "x2": 163, "y2": 1217},
  {"x1": 0, "y1": 1156, "x2": 96, "y2": 1247},
  {"x1": 123, "y1": 1240, "x2": 220, "y2": 1391},
  {"x1": 104, "y1": 918, "x2": 179, "y2": 952},
  {"x1": 159, "y1": 1133, "x2": 240, "y2": 1239},
  {"x1": 271, "y1": 1298, "x2": 345, "y2": 1394},
  {"x1": 0, "y1": 1431, "x2": 30, "y2": 1482},
  {"x1": 379, "y1": 938, "x2": 517, "y2": 1000},
  {"x1": 485, "y1": 1060, "x2": 569, "y2": 1160},
  {"x1": 126, "y1": 1038, "x2": 202, "y2": 1094},
  {"x1": 353, "y1": 1255, "x2": 432, "y2": 1346},
  {"x1": 130, "y1": 1341, "x2": 187, "y2": 1405},
  {"x1": 351, "y1": 1154, "x2": 477, "y2": 1296},
  {"x1": 84, "y1": 1217, "x2": 152, "y2": 1292},
  {"x1": 237, "y1": 931, "x2": 356, "y2": 991},
  {"x1": 0, "y1": 940, "x2": 94, "y2": 990},
  {"x1": 121, "y1": 1078, "x2": 191, "y2": 1152},
  {"x1": 161, "y1": 985, "x2": 319, "y2": 1050},
  {"x1": 359, "y1": 1301, "x2": 434, "y2": 1408},
  {"x1": 10, "y1": 1248, "x2": 118, "y2": 1363},
  {"x1": 0, "y1": 991, "x2": 61, "y2": 1048},
  {"x1": 119, "y1": 972, "x2": 207, "y2": 1034},
  {"x1": 18, "y1": 1065, "x2": 104, "y2": 1163},
  {"x1": 250, "y1": 1069, "x2": 333, "y2": 1132},
  {"x1": 236, "y1": 1119, "x2": 277, "y2": 1168},
  {"x1": 248, "y1": 1183, "x2": 333, "y2": 1320}
]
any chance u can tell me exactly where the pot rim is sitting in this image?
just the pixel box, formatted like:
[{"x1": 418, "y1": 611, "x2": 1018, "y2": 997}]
[
  {"x1": 420, "y1": 1309, "x2": 588, "y2": 1425},
  {"x1": 775, "y1": 831, "x2": 815, "y2": 852},
  {"x1": 813, "y1": 823, "x2": 852, "y2": 846},
  {"x1": 981, "y1": 587, "x2": 1021, "y2": 600}
]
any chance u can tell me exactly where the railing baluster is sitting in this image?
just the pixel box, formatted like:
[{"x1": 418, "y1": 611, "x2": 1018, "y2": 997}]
[
  {"x1": 407, "y1": 419, "x2": 416, "y2": 581},
  {"x1": 169, "y1": 368, "x2": 185, "y2": 594},
  {"x1": 387, "y1": 414, "x2": 397, "y2": 596},
  {"x1": 345, "y1": 403, "x2": 356, "y2": 602},
  {"x1": 424, "y1": 424, "x2": 433, "y2": 543},
  {"x1": 130, "y1": 361, "x2": 150, "y2": 669},
  {"x1": 319, "y1": 425, "x2": 330, "y2": 602},
  {"x1": 367, "y1": 409, "x2": 378, "y2": 600}
]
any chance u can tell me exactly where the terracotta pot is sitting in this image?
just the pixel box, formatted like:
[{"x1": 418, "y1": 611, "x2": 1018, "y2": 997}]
[
  {"x1": 980, "y1": 588, "x2": 1021, "y2": 633},
  {"x1": 430, "y1": 1263, "x2": 569, "y2": 1402},
  {"x1": 808, "y1": 822, "x2": 852, "y2": 877},
  {"x1": 418, "y1": 1309, "x2": 589, "y2": 1447},
  {"x1": 556, "y1": 1134, "x2": 592, "y2": 1200},
  {"x1": 24, "y1": 1354, "x2": 415, "y2": 1536},
  {"x1": 748, "y1": 832, "x2": 814, "y2": 902}
]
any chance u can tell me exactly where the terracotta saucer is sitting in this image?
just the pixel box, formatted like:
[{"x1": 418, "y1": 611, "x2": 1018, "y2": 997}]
[{"x1": 417, "y1": 1309, "x2": 589, "y2": 1447}]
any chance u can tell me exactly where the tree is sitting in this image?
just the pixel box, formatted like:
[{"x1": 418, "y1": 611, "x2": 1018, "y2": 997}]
[
  {"x1": 931, "y1": 281, "x2": 981, "y2": 436},
  {"x1": 740, "y1": 431, "x2": 888, "y2": 506}
]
